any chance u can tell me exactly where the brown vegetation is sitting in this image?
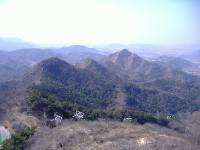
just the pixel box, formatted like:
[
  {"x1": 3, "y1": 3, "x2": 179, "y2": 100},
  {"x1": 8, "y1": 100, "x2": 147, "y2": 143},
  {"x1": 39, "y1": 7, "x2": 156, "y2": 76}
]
[{"x1": 25, "y1": 120, "x2": 199, "y2": 150}]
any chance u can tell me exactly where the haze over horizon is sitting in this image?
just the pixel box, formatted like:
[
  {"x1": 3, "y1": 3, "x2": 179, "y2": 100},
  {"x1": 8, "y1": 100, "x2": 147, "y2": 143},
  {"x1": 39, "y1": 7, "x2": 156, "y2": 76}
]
[{"x1": 0, "y1": 0, "x2": 200, "y2": 46}]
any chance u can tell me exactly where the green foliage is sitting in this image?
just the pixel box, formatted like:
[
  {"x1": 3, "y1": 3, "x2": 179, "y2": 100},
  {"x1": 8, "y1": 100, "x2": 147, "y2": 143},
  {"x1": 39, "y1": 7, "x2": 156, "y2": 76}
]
[
  {"x1": 29, "y1": 58, "x2": 195, "y2": 126},
  {"x1": 29, "y1": 91, "x2": 169, "y2": 126},
  {"x1": 28, "y1": 58, "x2": 175, "y2": 127},
  {"x1": 84, "y1": 109, "x2": 169, "y2": 126},
  {"x1": 31, "y1": 59, "x2": 117, "y2": 110},
  {"x1": 2, "y1": 127, "x2": 36, "y2": 150},
  {"x1": 29, "y1": 91, "x2": 77, "y2": 118},
  {"x1": 124, "y1": 83, "x2": 200, "y2": 114}
]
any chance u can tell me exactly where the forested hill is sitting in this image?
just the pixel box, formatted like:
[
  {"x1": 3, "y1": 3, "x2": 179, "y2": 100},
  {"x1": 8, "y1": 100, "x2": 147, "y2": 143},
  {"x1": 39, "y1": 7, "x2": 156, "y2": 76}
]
[{"x1": 25, "y1": 54, "x2": 200, "y2": 116}]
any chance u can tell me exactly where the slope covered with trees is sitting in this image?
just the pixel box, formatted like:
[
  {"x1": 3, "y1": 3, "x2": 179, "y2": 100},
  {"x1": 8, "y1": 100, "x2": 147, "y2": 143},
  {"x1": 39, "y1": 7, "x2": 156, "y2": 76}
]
[
  {"x1": 28, "y1": 58, "x2": 118, "y2": 110},
  {"x1": 25, "y1": 54, "x2": 200, "y2": 117}
]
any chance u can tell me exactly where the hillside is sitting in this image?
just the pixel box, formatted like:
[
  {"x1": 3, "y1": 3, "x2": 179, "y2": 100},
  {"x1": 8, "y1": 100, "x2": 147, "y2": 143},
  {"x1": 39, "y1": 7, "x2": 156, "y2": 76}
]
[
  {"x1": 180, "y1": 49, "x2": 200, "y2": 64},
  {"x1": 24, "y1": 55, "x2": 200, "y2": 116},
  {"x1": 155, "y1": 55, "x2": 200, "y2": 75},
  {"x1": 25, "y1": 120, "x2": 199, "y2": 150},
  {"x1": 77, "y1": 58, "x2": 120, "y2": 82},
  {"x1": 1, "y1": 50, "x2": 200, "y2": 118},
  {"x1": 27, "y1": 58, "x2": 118, "y2": 111},
  {"x1": 0, "y1": 51, "x2": 30, "y2": 82},
  {"x1": 0, "y1": 46, "x2": 106, "y2": 82},
  {"x1": 1, "y1": 53, "x2": 200, "y2": 149},
  {"x1": 1, "y1": 0, "x2": 200, "y2": 149},
  {"x1": 0, "y1": 63, "x2": 29, "y2": 83},
  {"x1": 101, "y1": 49, "x2": 183, "y2": 82},
  {"x1": 56, "y1": 45, "x2": 104, "y2": 64},
  {"x1": 100, "y1": 49, "x2": 200, "y2": 114}
]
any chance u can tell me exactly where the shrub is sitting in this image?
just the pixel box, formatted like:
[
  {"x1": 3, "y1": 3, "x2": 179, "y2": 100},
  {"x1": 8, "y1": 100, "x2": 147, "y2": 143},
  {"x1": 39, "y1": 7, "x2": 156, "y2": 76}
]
[{"x1": 2, "y1": 127, "x2": 36, "y2": 150}]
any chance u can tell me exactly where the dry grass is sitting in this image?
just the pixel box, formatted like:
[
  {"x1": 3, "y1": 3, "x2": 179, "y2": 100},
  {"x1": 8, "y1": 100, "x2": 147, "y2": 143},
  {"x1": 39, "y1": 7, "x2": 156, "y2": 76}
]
[{"x1": 25, "y1": 120, "x2": 199, "y2": 150}]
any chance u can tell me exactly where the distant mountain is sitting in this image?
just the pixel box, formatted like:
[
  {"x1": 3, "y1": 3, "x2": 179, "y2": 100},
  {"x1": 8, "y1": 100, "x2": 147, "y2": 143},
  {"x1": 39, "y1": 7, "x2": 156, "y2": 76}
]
[
  {"x1": 0, "y1": 46, "x2": 106, "y2": 82},
  {"x1": 8, "y1": 48, "x2": 59, "y2": 66},
  {"x1": 99, "y1": 43, "x2": 200, "y2": 55},
  {"x1": 0, "y1": 51, "x2": 11, "y2": 64},
  {"x1": 57, "y1": 45, "x2": 102, "y2": 54},
  {"x1": 1, "y1": 49, "x2": 200, "y2": 150},
  {"x1": 0, "y1": 63, "x2": 29, "y2": 83},
  {"x1": 1, "y1": 50, "x2": 200, "y2": 122},
  {"x1": 100, "y1": 49, "x2": 200, "y2": 113},
  {"x1": 1, "y1": 61, "x2": 200, "y2": 150},
  {"x1": 24, "y1": 55, "x2": 200, "y2": 114},
  {"x1": 54, "y1": 45, "x2": 105, "y2": 64},
  {"x1": 101, "y1": 49, "x2": 178, "y2": 82},
  {"x1": 0, "y1": 50, "x2": 30, "y2": 82},
  {"x1": 0, "y1": 37, "x2": 36, "y2": 51},
  {"x1": 1, "y1": 45, "x2": 104, "y2": 66},
  {"x1": 101, "y1": 49, "x2": 200, "y2": 86},
  {"x1": 180, "y1": 49, "x2": 200, "y2": 64},
  {"x1": 155, "y1": 55, "x2": 200, "y2": 75},
  {"x1": 0, "y1": 48, "x2": 57, "y2": 82}
]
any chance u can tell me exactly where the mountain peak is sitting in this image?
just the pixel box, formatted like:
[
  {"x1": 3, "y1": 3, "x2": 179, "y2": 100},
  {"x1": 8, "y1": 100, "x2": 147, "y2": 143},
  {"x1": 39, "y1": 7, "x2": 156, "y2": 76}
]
[
  {"x1": 67, "y1": 45, "x2": 88, "y2": 49},
  {"x1": 117, "y1": 49, "x2": 132, "y2": 56},
  {"x1": 108, "y1": 49, "x2": 142, "y2": 65},
  {"x1": 25, "y1": 57, "x2": 75, "y2": 85},
  {"x1": 34, "y1": 57, "x2": 72, "y2": 75},
  {"x1": 120, "y1": 48, "x2": 131, "y2": 53},
  {"x1": 78, "y1": 58, "x2": 99, "y2": 69},
  {"x1": 38, "y1": 57, "x2": 67, "y2": 66},
  {"x1": 23, "y1": 58, "x2": 63, "y2": 83}
]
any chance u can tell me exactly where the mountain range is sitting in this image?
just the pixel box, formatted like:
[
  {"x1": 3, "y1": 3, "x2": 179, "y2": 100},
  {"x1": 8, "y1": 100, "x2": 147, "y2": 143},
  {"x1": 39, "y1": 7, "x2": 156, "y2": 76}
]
[
  {"x1": 0, "y1": 38, "x2": 36, "y2": 51},
  {"x1": 1, "y1": 47, "x2": 200, "y2": 149},
  {"x1": 1, "y1": 49, "x2": 200, "y2": 118},
  {"x1": 0, "y1": 45, "x2": 105, "y2": 83},
  {"x1": 154, "y1": 55, "x2": 200, "y2": 75}
]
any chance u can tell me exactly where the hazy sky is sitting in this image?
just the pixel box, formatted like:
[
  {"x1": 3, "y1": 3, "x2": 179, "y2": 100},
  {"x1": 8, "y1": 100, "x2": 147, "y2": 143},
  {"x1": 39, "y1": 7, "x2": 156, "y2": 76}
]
[{"x1": 0, "y1": 0, "x2": 199, "y2": 45}]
